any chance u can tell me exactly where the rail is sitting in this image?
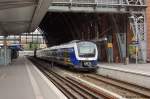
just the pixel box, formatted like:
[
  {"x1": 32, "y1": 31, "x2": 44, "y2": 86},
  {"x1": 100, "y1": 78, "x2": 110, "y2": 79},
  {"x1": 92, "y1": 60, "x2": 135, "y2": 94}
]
[
  {"x1": 29, "y1": 57, "x2": 117, "y2": 99},
  {"x1": 29, "y1": 57, "x2": 150, "y2": 98}
]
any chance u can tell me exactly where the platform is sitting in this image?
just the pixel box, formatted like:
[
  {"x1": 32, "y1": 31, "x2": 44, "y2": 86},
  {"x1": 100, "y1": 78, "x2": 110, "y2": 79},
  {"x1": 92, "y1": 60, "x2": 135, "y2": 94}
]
[
  {"x1": 0, "y1": 57, "x2": 67, "y2": 99},
  {"x1": 97, "y1": 63, "x2": 150, "y2": 89}
]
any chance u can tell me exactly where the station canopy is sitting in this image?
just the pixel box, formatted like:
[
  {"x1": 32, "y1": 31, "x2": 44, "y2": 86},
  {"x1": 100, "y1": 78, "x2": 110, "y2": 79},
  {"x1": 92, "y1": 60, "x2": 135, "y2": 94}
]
[{"x1": 0, "y1": 0, "x2": 50, "y2": 35}]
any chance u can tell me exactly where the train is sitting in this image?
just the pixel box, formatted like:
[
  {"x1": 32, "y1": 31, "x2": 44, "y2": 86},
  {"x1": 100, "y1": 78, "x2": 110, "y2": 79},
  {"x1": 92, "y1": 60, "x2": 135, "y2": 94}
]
[{"x1": 35, "y1": 40, "x2": 98, "y2": 71}]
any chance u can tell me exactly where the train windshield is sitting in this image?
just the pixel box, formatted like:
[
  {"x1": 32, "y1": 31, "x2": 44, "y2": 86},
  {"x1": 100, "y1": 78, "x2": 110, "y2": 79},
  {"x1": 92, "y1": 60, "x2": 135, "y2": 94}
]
[{"x1": 77, "y1": 42, "x2": 96, "y2": 57}]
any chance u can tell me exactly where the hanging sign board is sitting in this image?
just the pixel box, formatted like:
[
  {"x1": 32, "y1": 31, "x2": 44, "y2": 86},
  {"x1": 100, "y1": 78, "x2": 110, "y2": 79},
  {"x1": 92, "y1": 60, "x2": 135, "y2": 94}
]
[{"x1": 107, "y1": 43, "x2": 113, "y2": 48}]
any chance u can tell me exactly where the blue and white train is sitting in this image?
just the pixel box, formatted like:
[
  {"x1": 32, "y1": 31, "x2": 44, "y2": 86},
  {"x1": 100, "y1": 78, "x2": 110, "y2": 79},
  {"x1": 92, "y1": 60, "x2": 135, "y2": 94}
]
[{"x1": 35, "y1": 40, "x2": 98, "y2": 71}]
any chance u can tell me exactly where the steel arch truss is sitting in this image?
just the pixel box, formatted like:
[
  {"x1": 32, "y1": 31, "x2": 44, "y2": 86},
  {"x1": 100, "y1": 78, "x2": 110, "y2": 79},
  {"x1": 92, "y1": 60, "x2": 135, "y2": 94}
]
[
  {"x1": 48, "y1": 0, "x2": 147, "y2": 62},
  {"x1": 126, "y1": 0, "x2": 145, "y2": 5}
]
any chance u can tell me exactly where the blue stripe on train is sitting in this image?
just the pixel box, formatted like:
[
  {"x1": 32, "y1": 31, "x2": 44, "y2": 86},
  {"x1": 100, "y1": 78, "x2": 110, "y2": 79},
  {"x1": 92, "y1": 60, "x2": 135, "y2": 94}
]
[{"x1": 68, "y1": 48, "x2": 80, "y2": 65}]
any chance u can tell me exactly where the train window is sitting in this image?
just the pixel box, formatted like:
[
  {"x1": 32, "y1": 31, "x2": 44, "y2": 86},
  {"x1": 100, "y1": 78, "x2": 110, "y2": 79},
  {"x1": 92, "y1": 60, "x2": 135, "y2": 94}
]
[
  {"x1": 53, "y1": 51, "x2": 55, "y2": 56},
  {"x1": 53, "y1": 52, "x2": 55, "y2": 56},
  {"x1": 64, "y1": 49, "x2": 69, "y2": 58},
  {"x1": 58, "y1": 51, "x2": 61, "y2": 57},
  {"x1": 49, "y1": 51, "x2": 52, "y2": 56},
  {"x1": 56, "y1": 51, "x2": 58, "y2": 57},
  {"x1": 52, "y1": 51, "x2": 54, "y2": 56},
  {"x1": 68, "y1": 48, "x2": 74, "y2": 52},
  {"x1": 61, "y1": 52, "x2": 64, "y2": 58},
  {"x1": 77, "y1": 42, "x2": 96, "y2": 57},
  {"x1": 54, "y1": 52, "x2": 56, "y2": 56},
  {"x1": 48, "y1": 51, "x2": 50, "y2": 56},
  {"x1": 60, "y1": 49, "x2": 64, "y2": 58}
]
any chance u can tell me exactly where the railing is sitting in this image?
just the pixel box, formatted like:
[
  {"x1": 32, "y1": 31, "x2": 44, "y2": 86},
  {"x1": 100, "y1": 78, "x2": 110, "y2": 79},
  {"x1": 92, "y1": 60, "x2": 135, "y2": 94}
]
[{"x1": 50, "y1": 0, "x2": 146, "y2": 6}]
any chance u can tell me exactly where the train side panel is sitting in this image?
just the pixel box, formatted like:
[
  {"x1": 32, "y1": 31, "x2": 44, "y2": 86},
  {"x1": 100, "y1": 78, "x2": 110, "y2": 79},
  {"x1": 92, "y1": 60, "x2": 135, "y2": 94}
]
[{"x1": 35, "y1": 41, "x2": 98, "y2": 71}]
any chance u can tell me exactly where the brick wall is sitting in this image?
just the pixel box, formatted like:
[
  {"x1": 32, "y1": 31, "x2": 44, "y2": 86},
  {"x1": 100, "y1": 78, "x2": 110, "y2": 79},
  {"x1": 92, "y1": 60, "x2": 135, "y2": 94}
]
[{"x1": 147, "y1": 1, "x2": 150, "y2": 59}]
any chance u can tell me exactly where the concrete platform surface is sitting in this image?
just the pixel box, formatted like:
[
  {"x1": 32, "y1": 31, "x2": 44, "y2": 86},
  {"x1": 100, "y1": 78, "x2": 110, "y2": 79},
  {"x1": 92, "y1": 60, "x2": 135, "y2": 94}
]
[
  {"x1": 97, "y1": 63, "x2": 150, "y2": 89},
  {"x1": 0, "y1": 57, "x2": 67, "y2": 99}
]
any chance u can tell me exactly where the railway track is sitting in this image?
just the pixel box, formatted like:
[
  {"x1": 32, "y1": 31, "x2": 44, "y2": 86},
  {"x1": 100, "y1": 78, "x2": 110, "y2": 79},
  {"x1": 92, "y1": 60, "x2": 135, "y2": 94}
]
[
  {"x1": 69, "y1": 73, "x2": 150, "y2": 99},
  {"x1": 29, "y1": 57, "x2": 116, "y2": 99},
  {"x1": 84, "y1": 74, "x2": 150, "y2": 98},
  {"x1": 29, "y1": 57, "x2": 150, "y2": 99}
]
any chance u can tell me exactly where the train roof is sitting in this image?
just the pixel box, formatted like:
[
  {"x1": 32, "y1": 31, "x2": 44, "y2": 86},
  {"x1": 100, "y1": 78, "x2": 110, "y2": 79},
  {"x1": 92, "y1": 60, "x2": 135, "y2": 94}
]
[
  {"x1": 51, "y1": 40, "x2": 96, "y2": 49},
  {"x1": 68, "y1": 40, "x2": 80, "y2": 43},
  {"x1": 38, "y1": 40, "x2": 95, "y2": 51}
]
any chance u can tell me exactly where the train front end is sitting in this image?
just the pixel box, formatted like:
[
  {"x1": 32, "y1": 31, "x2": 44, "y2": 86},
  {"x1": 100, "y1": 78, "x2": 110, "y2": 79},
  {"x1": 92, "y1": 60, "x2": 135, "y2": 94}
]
[{"x1": 74, "y1": 41, "x2": 98, "y2": 71}]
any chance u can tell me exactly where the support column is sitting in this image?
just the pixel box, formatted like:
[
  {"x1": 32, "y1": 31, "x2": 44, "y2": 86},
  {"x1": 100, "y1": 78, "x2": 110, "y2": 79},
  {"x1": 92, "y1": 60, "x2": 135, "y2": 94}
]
[
  {"x1": 26, "y1": 33, "x2": 27, "y2": 44},
  {"x1": 146, "y1": 0, "x2": 150, "y2": 60},
  {"x1": 107, "y1": 35, "x2": 113, "y2": 63},
  {"x1": 37, "y1": 32, "x2": 39, "y2": 48},
  {"x1": 3, "y1": 36, "x2": 7, "y2": 65},
  {"x1": 19, "y1": 34, "x2": 21, "y2": 44}
]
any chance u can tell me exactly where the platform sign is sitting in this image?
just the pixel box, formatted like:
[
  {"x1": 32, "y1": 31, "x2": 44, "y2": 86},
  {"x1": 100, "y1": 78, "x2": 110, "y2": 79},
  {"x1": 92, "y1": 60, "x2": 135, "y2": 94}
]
[
  {"x1": 128, "y1": 44, "x2": 139, "y2": 60},
  {"x1": 107, "y1": 43, "x2": 113, "y2": 48}
]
